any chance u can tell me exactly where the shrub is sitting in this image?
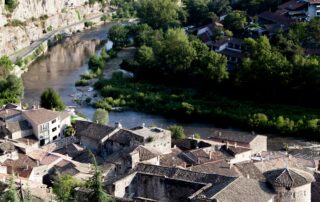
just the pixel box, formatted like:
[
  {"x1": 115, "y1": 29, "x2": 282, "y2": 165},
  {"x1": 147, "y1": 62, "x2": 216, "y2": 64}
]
[
  {"x1": 75, "y1": 79, "x2": 89, "y2": 86},
  {"x1": 168, "y1": 125, "x2": 186, "y2": 140}
]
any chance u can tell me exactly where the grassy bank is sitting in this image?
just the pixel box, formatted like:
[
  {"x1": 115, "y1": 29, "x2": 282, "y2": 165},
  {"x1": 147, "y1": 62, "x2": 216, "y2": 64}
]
[{"x1": 94, "y1": 73, "x2": 320, "y2": 139}]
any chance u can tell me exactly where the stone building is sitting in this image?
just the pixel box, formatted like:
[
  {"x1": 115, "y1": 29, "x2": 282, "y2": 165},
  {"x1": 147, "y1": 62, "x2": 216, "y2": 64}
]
[
  {"x1": 108, "y1": 163, "x2": 275, "y2": 202},
  {"x1": 75, "y1": 121, "x2": 171, "y2": 156},
  {"x1": 209, "y1": 130, "x2": 267, "y2": 155},
  {"x1": 264, "y1": 168, "x2": 314, "y2": 202}
]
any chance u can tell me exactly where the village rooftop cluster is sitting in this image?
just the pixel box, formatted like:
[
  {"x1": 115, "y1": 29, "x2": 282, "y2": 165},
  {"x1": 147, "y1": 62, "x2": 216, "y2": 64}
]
[{"x1": 0, "y1": 103, "x2": 319, "y2": 201}]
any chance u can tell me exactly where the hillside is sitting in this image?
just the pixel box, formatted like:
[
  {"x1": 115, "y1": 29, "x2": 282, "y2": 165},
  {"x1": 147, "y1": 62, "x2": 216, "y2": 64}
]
[{"x1": 0, "y1": 0, "x2": 107, "y2": 56}]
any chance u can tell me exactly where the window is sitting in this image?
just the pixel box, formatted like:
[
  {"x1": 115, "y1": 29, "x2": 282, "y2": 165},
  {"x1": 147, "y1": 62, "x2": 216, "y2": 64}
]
[
  {"x1": 52, "y1": 127, "x2": 57, "y2": 132},
  {"x1": 51, "y1": 119, "x2": 56, "y2": 124},
  {"x1": 53, "y1": 136, "x2": 57, "y2": 141}
]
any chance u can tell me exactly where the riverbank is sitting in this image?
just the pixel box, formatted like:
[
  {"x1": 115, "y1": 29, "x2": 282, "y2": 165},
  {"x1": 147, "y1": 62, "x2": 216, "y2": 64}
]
[{"x1": 93, "y1": 72, "x2": 320, "y2": 141}]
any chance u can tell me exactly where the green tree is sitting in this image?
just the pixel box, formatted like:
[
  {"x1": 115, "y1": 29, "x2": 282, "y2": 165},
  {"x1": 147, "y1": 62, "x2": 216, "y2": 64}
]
[
  {"x1": 40, "y1": 88, "x2": 65, "y2": 111},
  {"x1": 168, "y1": 124, "x2": 186, "y2": 139},
  {"x1": 160, "y1": 28, "x2": 196, "y2": 72},
  {"x1": 101, "y1": 15, "x2": 108, "y2": 22},
  {"x1": 184, "y1": 0, "x2": 211, "y2": 25},
  {"x1": 64, "y1": 126, "x2": 76, "y2": 137},
  {"x1": 2, "y1": 175, "x2": 20, "y2": 202},
  {"x1": 5, "y1": 0, "x2": 18, "y2": 12},
  {"x1": 88, "y1": 55, "x2": 105, "y2": 72},
  {"x1": 136, "y1": 45, "x2": 156, "y2": 67},
  {"x1": 53, "y1": 175, "x2": 84, "y2": 202},
  {"x1": 223, "y1": 10, "x2": 248, "y2": 33},
  {"x1": 24, "y1": 184, "x2": 33, "y2": 202},
  {"x1": 136, "y1": 0, "x2": 185, "y2": 29},
  {"x1": 93, "y1": 108, "x2": 109, "y2": 125},
  {"x1": 108, "y1": 24, "x2": 129, "y2": 47},
  {"x1": 0, "y1": 55, "x2": 14, "y2": 79},
  {"x1": 87, "y1": 152, "x2": 114, "y2": 202},
  {"x1": 100, "y1": 48, "x2": 109, "y2": 61}
]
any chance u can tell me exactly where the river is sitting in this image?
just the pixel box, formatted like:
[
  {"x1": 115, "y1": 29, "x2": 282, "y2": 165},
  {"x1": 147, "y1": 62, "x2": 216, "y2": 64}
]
[{"x1": 21, "y1": 23, "x2": 320, "y2": 158}]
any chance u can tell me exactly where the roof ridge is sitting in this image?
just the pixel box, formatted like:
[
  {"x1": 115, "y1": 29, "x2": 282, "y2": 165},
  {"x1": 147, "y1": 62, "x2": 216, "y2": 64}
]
[{"x1": 210, "y1": 177, "x2": 239, "y2": 199}]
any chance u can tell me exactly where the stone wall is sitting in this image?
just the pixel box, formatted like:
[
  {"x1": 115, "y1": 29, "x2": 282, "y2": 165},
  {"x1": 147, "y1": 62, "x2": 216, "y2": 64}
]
[
  {"x1": 274, "y1": 183, "x2": 311, "y2": 202},
  {"x1": 250, "y1": 135, "x2": 267, "y2": 154},
  {"x1": 0, "y1": 0, "x2": 106, "y2": 56}
]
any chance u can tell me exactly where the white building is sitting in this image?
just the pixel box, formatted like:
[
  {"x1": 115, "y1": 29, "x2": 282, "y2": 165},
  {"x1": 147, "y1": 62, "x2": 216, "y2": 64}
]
[{"x1": 0, "y1": 105, "x2": 71, "y2": 146}]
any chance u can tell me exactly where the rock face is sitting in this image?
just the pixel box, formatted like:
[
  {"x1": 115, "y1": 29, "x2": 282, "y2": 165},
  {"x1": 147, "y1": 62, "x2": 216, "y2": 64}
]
[{"x1": 0, "y1": 0, "x2": 106, "y2": 56}]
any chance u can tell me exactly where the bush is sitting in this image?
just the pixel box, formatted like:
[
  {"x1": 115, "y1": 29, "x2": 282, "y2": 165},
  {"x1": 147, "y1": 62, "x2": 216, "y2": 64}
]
[
  {"x1": 75, "y1": 79, "x2": 89, "y2": 86},
  {"x1": 5, "y1": 0, "x2": 18, "y2": 12},
  {"x1": 168, "y1": 125, "x2": 186, "y2": 140},
  {"x1": 84, "y1": 21, "x2": 94, "y2": 27}
]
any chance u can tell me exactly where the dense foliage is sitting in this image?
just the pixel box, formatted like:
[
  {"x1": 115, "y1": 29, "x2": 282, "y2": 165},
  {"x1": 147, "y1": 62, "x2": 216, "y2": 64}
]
[
  {"x1": 40, "y1": 88, "x2": 65, "y2": 111},
  {"x1": 93, "y1": 108, "x2": 109, "y2": 124},
  {"x1": 5, "y1": 0, "x2": 18, "y2": 12},
  {"x1": 136, "y1": 0, "x2": 187, "y2": 30},
  {"x1": 0, "y1": 75, "x2": 24, "y2": 106},
  {"x1": 168, "y1": 125, "x2": 186, "y2": 139},
  {"x1": 92, "y1": 0, "x2": 320, "y2": 138}
]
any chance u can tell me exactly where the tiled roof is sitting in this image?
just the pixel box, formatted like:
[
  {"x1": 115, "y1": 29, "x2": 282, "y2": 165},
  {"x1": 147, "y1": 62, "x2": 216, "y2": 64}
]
[
  {"x1": 190, "y1": 160, "x2": 241, "y2": 177},
  {"x1": 0, "y1": 142, "x2": 16, "y2": 154},
  {"x1": 108, "y1": 129, "x2": 140, "y2": 145},
  {"x1": 6, "y1": 120, "x2": 32, "y2": 133},
  {"x1": 133, "y1": 146, "x2": 157, "y2": 161},
  {"x1": 209, "y1": 130, "x2": 258, "y2": 144},
  {"x1": 0, "y1": 109, "x2": 21, "y2": 120},
  {"x1": 74, "y1": 121, "x2": 115, "y2": 141},
  {"x1": 40, "y1": 154, "x2": 60, "y2": 165},
  {"x1": 134, "y1": 163, "x2": 234, "y2": 185},
  {"x1": 223, "y1": 146, "x2": 251, "y2": 156},
  {"x1": 206, "y1": 178, "x2": 274, "y2": 201},
  {"x1": 258, "y1": 11, "x2": 293, "y2": 26},
  {"x1": 264, "y1": 168, "x2": 314, "y2": 188},
  {"x1": 22, "y1": 108, "x2": 60, "y2": 125},
  {"x1": 159, "y1": 147, "x2": 186, "y2": 167},
  {"x1": 278, "y1": 0, "x2": 307, "y2": 10},
  {"x1": 254, "y1": 156, "x2": 317, "y2": 173},
  {"x1": 235, "y1": 162, "x2": 265, "y2": 181},
  {"x1": 1, "y1": 154, "x2": 37, "y2": 178}
]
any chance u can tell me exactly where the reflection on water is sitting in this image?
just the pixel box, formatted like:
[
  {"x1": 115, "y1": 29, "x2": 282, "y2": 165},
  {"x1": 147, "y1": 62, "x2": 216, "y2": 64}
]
[{"x1": 22, "y1": 24, "x2": 112, "y2": 106}]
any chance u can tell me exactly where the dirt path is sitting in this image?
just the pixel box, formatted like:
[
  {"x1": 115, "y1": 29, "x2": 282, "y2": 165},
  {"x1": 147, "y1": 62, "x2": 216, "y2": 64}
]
[{"x1": 103, "y1": 47, "x2": 136, "y2": 79}]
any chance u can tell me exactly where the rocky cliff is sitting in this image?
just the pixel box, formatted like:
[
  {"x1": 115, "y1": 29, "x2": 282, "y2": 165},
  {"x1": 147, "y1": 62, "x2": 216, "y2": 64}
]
[{"x1": 0, "y1": 0, "x2": 107, "y2": 56}]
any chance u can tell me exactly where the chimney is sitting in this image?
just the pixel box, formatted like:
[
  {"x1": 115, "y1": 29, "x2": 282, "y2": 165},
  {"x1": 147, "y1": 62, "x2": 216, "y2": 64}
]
[
  {"x1": 37, "y1": 160, "x2": 40, "y2": 166},
  {"x1": 219, "y1": 132, "x2": 222, "y2": 137},
  {"x1": 142, "y1": 123, "x2": 145, "y2": 128},
  {"x1": 209, "y1": 151, "x2": 212, "y2": 160},
  {"x1": 247, "y1": 174, "x2": 250, "y2": 179},
  {"x1": 226, "y1": 141, "x2": 229, "y2": 149},
  {"x1": 234, "y1": 142, "x2": 237, "y2": 148},
  {"x1": 32, "y1": 105, "x2": 36, "y2": 110},
  {"x1": 115, "y1": 122, "x2": 122, "y2": 129}
]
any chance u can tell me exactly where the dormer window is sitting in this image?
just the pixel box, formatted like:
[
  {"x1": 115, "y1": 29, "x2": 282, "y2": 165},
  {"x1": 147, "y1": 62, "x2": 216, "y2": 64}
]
[{"x1": 52, "y1": 119, "x2": 56, "y2": 124}]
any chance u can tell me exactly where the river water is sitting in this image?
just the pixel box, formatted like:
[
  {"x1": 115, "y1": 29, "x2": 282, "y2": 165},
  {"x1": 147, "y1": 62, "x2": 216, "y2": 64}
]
[{"x1": 21, "y1": 24, "x2": 320, "y2": 158}]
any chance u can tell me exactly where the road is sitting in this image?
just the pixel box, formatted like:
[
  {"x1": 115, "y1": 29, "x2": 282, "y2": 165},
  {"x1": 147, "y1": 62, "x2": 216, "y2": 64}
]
[{"x1": 9, "y1": 14, "x2": 105, "y2": 63}]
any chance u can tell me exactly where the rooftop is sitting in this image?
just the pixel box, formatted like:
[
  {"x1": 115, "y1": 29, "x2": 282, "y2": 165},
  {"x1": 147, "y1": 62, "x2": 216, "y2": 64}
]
[
  {"x1": 22, "y1": 108, "x2": 60, "y2": 125},
  {"x1": 74, "y1": 121, "x2": 115, "y2": 141},
  {"x1": 0, "y1": 108, "x2": 21, "y2": 120},
  {"x1": 264, "y1": 168, "x2": 314, "y2": 188},
  {"x1": 134, "y1": 163, "x2": 234, "y2": 186},
  {"x1": 6, "y1": 120, "x2": 32, "y2": 133},
  {"x1": 204, "y1": 177, "x2": 274, "y2": 201},
  {"x1": 209, "y1": 130, "x2": 259, "y2": 144},
  {"x1": 0, "y1": 142, "x2": 16, "y2": 154}
]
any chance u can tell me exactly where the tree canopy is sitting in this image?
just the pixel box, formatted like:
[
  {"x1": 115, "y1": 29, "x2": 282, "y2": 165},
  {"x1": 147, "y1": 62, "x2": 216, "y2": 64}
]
[
  {"x1": 40, "y1": 88, "x2": 65, "y2": 111},
  {"x1": 136, "y1": 0, "x2": 186, "y2": 29}
]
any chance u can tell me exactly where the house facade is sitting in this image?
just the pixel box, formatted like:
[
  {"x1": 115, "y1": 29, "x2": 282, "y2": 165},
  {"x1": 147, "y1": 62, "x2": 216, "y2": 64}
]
[{"x1": 0, "y1": 105, "x2": 71, "y2": 146}]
